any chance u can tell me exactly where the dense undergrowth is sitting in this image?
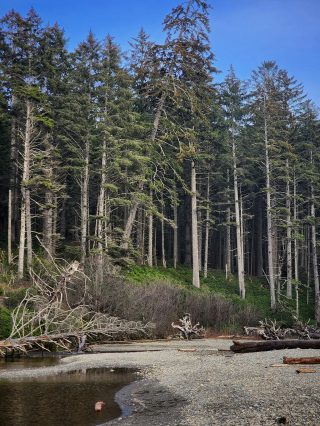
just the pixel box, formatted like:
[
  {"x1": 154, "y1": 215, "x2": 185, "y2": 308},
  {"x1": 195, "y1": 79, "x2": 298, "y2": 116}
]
[
  {"x1": 0, "y1": 254, "x2": 315, "y2": 339},
  {"x1": 127, "y1": 265, "x2": 315, "y2": 325}
]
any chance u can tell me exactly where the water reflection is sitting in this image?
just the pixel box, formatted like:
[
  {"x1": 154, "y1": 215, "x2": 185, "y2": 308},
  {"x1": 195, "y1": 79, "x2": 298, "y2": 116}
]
[{"x1": 0, "y1": 367, "x2": 136, "y2": 426}]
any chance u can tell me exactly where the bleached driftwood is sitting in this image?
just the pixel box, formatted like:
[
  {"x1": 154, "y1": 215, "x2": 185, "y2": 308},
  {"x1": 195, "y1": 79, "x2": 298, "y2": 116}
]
[
  {"x1": 244, "y1": 319, "x2": 320, "y2": 341},
  {"x1": 2, "y1": 257, "x2": 154, "y2": 357},
  {"x1": 171, "y1": 313, "x2": 204, "y2": 340}
]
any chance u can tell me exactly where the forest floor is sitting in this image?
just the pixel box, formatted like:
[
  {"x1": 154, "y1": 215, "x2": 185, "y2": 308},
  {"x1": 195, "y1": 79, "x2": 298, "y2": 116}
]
[{"x1": 1, "y1": 338, "x2": 320, "y2": 425}]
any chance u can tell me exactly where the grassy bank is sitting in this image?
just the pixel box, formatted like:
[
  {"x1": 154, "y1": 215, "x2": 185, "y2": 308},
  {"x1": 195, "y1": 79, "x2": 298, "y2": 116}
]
[{"x1": 127, "y1": 265, "x2": 314, "y2": 324}]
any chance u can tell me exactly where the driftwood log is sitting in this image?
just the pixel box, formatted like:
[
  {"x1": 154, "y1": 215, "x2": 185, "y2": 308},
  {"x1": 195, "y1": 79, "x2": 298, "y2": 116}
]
[
  {"x1": 230, "y1": 339, "x2": 320, "y2": 353},
  {"x1": 283, "y1": 356, "x2": 320, "y2": 365}
]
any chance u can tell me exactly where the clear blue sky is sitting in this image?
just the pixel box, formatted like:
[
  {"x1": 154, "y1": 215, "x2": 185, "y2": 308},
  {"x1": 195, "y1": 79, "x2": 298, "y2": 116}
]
[{"x1": 1, "y1": 0, "x2": 319, "y2": 106}]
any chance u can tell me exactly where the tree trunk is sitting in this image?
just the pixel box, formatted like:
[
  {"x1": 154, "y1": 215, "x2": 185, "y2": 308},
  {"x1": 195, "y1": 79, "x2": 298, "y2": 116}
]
[
  {"x1": 8, "y1": 190, "x2": 12, "y2": 265},
  {"x1": 136, "y1": 207, "x2": 144, "y2": 265},
  {"x1": 286, "y1": 158, "x2": 292, "y2": 299},
  {"x1": 191, "y1": 160, "x2": 200, "y2": 288},
  {"x1": 43, "y1": 189, "x2": 53, "y2": 257},
  {"x1": 173, "y1": 202, "x2": 178, "y2": 269},
  {"x1": 204, "y1": 174, "x2": 210, "y2": 278},
  {"x1": 80, "y1": 137, "x2": 90, "y2": 264},
  {"x1": 264, "y1": 96, "x2": 276, "y2": 310},
  {"x1": 293, "y1": 171, "x2": 299, "y2": 316},
  {"x1": 96, "y1": 134, "x2": 107, "y2": 282},
  {"x1": 147, "y1": 190, "x2": 153, "y2": 267},
  {"x1": 161, "y1": 196, "x2": 166, "y2": 268},
  {"x1": 225, "y1": 169, "x2": 231, "y2": 278},
  {"x1": 232, "y1": 137, "x2": 245, "y2": 298},
  {"x1": 198, "y1": 209, "x2": 202, "y2": 272},
  {"x1": 18, "y1": 100, "x2": 33, "y2": 279},
  {"x1": 310, "y1": 151, "x2": 319, "y2": 321}
]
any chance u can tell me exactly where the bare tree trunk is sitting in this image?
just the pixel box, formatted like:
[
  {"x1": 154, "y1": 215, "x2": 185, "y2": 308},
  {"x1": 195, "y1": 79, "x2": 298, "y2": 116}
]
[
  {"x1": 264, "y1": 97, "x2": 276, "y2": 310},
  {"x1": 232, "y1": 136, "x2": 245, "y2": 299},
  {"x1": 198, "y1": 210, "x2": 202, "y2": 272},
  {"x1": 147, "y1": 190, "x2": 153, "y2": 267},
  {"x1": 25, "y1": 188, "x2": 32, "y2": 269},
  {"x1": 52, "y1": 194, "x2": 58, "y2": 256},
  {"x1": 43, "y1": 188, "x2": 53, "y2": 257},
  {"x1": 173, "y1": 202, "x2": 178, "y2": 269},
  {"x1": 17, "y1": 198, "x2": 26, "y2": 280},
  {"x1": 18, "y1": 101, "x2": 32, "y2": 279},
  {"x1": 80, "y1": 137, "x2": 90, "y2": 264},
  {"x1": 286, "y1": 158, "x2": 292, "y2": 299},
  {"x1": 96, "y1": 134, "x2": 107, "y2": 282},
  {"x1": 137, "y1": 207, "x2": 144, "y2": 265},
  {"x1": 161, "y1": 198, "x2": 167, "y2": 268},
  {"x1": 310, "y1": 152, "x2": 319, "y2": 320},
  {"x1": 293, "y1": 172, "x2": 299, "y2": 316},
  {"x1": 8, "y1": 190, "x2": 12, "y2": 264},
  {"x1": 204, "y1": 174, "x2": 210, "y2": 278},
  {"x1": 225, "y1": 169, "x2": 231, "y2": 278},
  {"x1": 191, "y1": 160, "x2": 200, "y2": 288}
]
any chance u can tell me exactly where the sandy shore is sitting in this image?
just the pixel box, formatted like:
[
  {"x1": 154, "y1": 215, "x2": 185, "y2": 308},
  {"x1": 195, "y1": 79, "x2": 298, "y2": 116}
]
[{"x1": 1, "y1": 339, "x2": 320, "y2": 425}]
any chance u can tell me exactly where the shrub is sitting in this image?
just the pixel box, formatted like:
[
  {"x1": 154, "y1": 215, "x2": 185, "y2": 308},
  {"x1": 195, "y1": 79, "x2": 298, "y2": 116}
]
[
  {"x1": 82, "y1": 263, "x2": 260, "y2": 337},
  {"x1": 0, "y1": 307, "x2": 12, "y2": 339}
]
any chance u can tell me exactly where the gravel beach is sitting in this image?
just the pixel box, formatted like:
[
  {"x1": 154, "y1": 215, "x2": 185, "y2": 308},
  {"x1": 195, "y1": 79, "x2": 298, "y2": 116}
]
[{"x1": 1, "y1": 339, "x2": 319, "y2": 425}]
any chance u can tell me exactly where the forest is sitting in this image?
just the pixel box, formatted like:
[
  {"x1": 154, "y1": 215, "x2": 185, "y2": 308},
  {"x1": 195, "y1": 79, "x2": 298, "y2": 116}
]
[{"x1": 0, "y1": 0, "x2": 320, "y2": 339}]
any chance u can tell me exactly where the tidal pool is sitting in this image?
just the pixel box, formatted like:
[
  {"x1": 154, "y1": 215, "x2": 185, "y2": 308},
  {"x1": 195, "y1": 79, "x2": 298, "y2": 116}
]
[{"x1": 0, "y1": 361, "x2": 136, "y2": 426}]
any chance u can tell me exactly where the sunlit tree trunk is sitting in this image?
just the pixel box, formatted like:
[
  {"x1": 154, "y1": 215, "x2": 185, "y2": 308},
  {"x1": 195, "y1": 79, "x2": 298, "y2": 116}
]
[
  {"x1": 191, "y1": 160, "x2": 200, "y2": 288},
  {"x1": 286, "y1": 158, "x2": 292, "y2": 299},
  {"x1": 204, "y1": 174, "x2": 210, "y2": 278},
  {"x1": 264, "y1": 96, "x2": 276, "y2": 310},
  {"x1": 147, "y1": 190, "x2": 153, "y2": 267},
  {"x1": 80, "y1": 136, "x2": 90, "y2": 264},
  {"x1": 173, "y1": 202, "x2": 178, "y2": 269},
  {"x1": 96, "y1": 134, "x2": 107, "y2": 282},
  {"x1": 225, "y1": 169, "x2": 231, "y2": 278},
  {"x1": 18, "y1": 101, "x2": 33, "y2": 278},
  {"x1": 232, "y1": 135, "x2": 245, "y2": 298},
  {"x1": 161, "y1": 195, "x2": 166, "y2": 268}
]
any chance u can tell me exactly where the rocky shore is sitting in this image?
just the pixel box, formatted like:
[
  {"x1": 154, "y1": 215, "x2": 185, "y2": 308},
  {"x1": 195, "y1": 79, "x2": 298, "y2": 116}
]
[{"x1": 1, "y1": 339, "x2": 319, "y2": 425}]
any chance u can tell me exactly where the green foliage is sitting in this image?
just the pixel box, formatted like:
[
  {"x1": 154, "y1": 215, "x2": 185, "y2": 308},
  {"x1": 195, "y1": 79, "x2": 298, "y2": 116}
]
[
  {"x1": 127, "y1": 265, "x2": 314, "y2": 324},
  {"x1": 0, "y1": 307, "x2": 12, "y2": 339}
]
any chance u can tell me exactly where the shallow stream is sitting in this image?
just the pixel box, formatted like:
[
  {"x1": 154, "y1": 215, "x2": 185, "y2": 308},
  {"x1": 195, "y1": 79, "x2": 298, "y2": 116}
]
[{"x1": 0, "y1": 357, "x2": 136, "y2": 426}]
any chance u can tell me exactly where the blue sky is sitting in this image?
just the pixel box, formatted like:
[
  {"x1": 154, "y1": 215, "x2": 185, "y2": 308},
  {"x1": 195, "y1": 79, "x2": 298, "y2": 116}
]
[{"x1": 1, "y1": 0, "x2": 319, "y2": 106}]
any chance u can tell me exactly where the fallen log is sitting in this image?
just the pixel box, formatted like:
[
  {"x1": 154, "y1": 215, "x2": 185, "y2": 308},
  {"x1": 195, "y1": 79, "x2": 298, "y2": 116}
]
[
  {"x1": 283, "y1": 356, "x2": 320, "y2": 365},
  {"x1": 296, "y1": 368, "x2": 316, "y2": 374},
  {"x1": 230, "y1": 339, "x2": 320, "y2": 353}
]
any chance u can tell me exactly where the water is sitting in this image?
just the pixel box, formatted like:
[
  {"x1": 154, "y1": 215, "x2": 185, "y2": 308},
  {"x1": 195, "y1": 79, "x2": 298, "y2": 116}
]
[{"x1": 0, "y1": 361, "x2": 136, "y2": 426}]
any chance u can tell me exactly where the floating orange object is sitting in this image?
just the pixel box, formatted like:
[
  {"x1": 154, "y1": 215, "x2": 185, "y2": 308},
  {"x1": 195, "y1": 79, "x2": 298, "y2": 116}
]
[{"x1": 95, "y1": 401, "x2": 105, "y2": 412}]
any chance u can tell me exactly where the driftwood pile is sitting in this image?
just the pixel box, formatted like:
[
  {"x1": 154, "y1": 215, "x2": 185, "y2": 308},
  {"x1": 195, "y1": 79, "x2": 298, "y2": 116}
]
[
  {"x1": 244, "y1": 319, "x2": 320, "y2": 341},
  {"x1": 171, "y1": 313, "x2": 205, "y2": 340},
  {"x1": 0, "y1": 258, "x2": 154, "y2": 357}
]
